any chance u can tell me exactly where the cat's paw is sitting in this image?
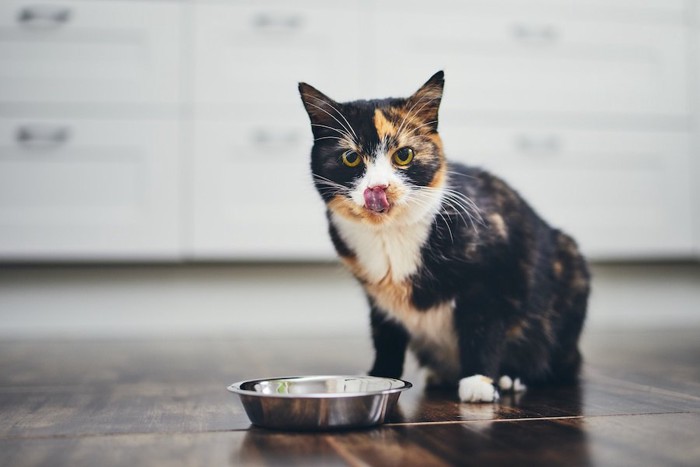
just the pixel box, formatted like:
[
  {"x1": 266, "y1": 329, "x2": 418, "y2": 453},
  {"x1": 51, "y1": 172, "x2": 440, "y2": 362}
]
[
  {"x1": 498, "y1": 375, "x2": 527, "y2": 393},
  {"x1": 458, "y1": 375, "x2": 499, "y2": 403}
]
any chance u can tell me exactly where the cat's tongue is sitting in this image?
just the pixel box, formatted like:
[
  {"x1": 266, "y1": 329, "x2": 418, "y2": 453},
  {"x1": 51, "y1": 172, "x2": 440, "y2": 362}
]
[{"x1": 364, "y1": 186, "x2": 390, "y2": 213}]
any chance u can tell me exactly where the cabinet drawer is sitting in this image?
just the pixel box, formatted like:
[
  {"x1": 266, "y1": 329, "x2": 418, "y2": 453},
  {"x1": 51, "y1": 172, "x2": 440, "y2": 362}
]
[
  {"x1": 190, "y1": 119, "x2": 333, "y2": 259},
  {"x1": 193, "y1": 0, "x2": 361, "y2": 115},
  {"x1": 373, "y1": 0, "x2": 688, "y2": 118},
  {"x1": 441, "y1": 125, "x2": 693, "y2": 258},
  {"x1": 0, "y1": 0, "x2": 182, "y2": 105},
  {"x1": 0, "y1": 118, "x2": 181, "y2": 260}
]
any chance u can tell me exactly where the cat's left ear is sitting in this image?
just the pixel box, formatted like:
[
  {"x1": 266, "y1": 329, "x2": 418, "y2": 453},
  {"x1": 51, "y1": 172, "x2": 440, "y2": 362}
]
[
  {"x1": 406, "y1": 71, "x2": 445, "y2": 132},
  {"x1": 298, "y1": 82, "x2": 341, "y2": 137}
]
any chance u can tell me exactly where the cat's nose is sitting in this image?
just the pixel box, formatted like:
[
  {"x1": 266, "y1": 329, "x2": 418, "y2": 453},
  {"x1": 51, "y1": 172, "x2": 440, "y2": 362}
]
[{"x1": 364, "y1": 185, "x2": 390, "y2": 213}]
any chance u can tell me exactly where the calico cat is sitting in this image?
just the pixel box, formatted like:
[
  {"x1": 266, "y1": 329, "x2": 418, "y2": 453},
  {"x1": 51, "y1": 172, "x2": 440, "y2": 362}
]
[{"x1": 298, "y1": 71, "x2": 589, "y2": 402}]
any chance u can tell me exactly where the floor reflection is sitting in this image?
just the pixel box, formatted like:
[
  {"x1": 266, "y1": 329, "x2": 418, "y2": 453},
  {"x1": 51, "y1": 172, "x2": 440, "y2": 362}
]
[
  {"x1": 232, "y1": 382, "x2": 590, "y2": 465},
  {"x1": 397, "y1": 377, "x2": 587, "y2": 423}
]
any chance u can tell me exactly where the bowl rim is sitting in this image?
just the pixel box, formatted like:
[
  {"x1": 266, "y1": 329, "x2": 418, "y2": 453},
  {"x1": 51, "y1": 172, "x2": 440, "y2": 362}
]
[{"x1": 227, "y1": 375, "x2": 412, "y2": 399}]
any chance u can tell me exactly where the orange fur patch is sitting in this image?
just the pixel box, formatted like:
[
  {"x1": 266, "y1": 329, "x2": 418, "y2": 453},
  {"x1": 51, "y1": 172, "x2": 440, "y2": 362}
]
[
  {"x1": 428, "y1": 163, "x2": 447, "y2": 190},
  {"x1": 552, "y1": 260, "x2": 563, "y2": 278},
  {"x1": 506, "y1": 321, "x2": 526, "y2": 341},
  {"x1": 365, "y1": 277, "x2": 413, "y2": 313},
  {"x1": 373, "y1": 109, "x2": 396, "y2": 142},
  {"x1": 327, "y1": 182, "x2": 411, "y2": 227},
  {"x1": 488, "y1": 214, "x2": 508, "y2": 240}
]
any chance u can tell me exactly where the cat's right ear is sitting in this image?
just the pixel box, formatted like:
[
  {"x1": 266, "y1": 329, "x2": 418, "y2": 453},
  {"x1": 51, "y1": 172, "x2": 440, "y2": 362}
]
[{"x1": 298, "y1": 83, "x2": 340, "y2": 136}]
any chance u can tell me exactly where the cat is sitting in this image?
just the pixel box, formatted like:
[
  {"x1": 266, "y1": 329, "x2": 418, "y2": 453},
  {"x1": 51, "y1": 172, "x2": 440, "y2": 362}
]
[{"x1": 298, "y1": 71, "x2": 589, "y2": 402}]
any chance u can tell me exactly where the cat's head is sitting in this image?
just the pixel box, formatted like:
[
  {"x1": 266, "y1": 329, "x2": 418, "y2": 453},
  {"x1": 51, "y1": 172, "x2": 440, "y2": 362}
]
[{"x1": 299, "y1": 71, "x2": 447, "y2": 227}]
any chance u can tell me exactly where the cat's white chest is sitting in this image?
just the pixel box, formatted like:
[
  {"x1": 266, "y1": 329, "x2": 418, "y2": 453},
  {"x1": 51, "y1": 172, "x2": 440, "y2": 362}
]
[
  {"x1": 331, "y1": 211, "x2": 460, "y2": 381},
  {"x1": 331, "y1": 213, "x2": 431, "y2": 283}
]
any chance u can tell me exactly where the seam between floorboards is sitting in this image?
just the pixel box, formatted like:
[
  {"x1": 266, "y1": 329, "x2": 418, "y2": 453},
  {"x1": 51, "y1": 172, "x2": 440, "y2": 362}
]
[
  {"x1": 0, "y1": 410, "x2": 697, "y2": 441},
  {"x1": 385, "y1": 410, "x2": 698, "y2": 427}
]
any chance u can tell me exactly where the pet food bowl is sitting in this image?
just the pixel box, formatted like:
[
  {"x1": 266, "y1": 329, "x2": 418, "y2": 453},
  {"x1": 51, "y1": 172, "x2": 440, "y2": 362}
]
[{"x1": 227, "y1": 375, "x2": 412, "y2": 430}]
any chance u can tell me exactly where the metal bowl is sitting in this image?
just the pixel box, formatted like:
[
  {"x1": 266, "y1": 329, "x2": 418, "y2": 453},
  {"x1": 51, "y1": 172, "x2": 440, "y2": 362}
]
[{"x1": 227, "y1": 375, "x2": 412, "y2": 430}]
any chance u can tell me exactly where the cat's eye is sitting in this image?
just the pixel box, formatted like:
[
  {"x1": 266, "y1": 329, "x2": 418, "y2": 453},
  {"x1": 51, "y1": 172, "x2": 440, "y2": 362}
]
[
  {"x1": 342, "y1": 151, "x2": 361, "y2": 168},
  {"x1": 393, "y1": 147, "x2": 415, "y2": 166}
]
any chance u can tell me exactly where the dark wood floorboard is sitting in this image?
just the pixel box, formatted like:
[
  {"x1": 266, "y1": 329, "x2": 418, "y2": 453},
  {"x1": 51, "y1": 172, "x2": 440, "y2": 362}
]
[{"x1": 1, "y1": 330, "x2": 699, "y2": 466}]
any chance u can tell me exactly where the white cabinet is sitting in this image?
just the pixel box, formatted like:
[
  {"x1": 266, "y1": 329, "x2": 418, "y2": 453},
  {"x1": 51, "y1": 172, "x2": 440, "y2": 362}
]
[
  {"x1": 0, "y1": 0, "x2": 183, "y2": 261},
  {"x1": 189, "y1": 0, "x2": 361, "y2": 259},
  {"x1": 192, "y1": 0, "x2": 362, "y2": 114},
  {"x1": 190, "y1": 119, "x2": 332, "y2": 259},
  {"x1": 0, "y1": 0, "x2": 696, "y2": 262},
  {"x1": 442, "y1": 125, "x2": 693, "y2": 258},
  {"x1": 368, "y1": 0, "x2": 695, "y2": 259},
  {"x1": 371, "y1": 0, "x2": 689, "y2": 119},
  {"x1": 0, "y1": 118, "x2": 182, "y2": 260},
  {"x1": 0, "y1": 0, "x2": 182, "y2": 106}
]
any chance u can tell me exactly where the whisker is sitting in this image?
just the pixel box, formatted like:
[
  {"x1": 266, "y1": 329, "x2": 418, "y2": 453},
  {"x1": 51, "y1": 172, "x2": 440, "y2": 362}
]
[
  {"x1": 445, "y1": 170, "x2": 479, "y2": 180},
  {"x1": 312, "y1": 174, "x2": 350, "y2": 192},
  {"x1": 403, "y1": 119, "x2": 438, "y2": 138},
  {"x1": 310, "y1": 123, "x2": 352, "y2": 140},
  {"x1": 413, "y1": 185, "x2": 485, "y2": 233},
  {"x1": 406, "y1": 190, "x2": 455, "y2": 243},
  {"x1": 320, "y1": 98, "x2": 358, "y2": 140},
  {"x1": 302, "y1": 95, "x2": 358, "y2": 140},
  {"x1": 397, "y1": 95, "x2": 440, "y2": 136},
  {"x1": 314, "y1": 135, "x2": 347, "y2": 143}
]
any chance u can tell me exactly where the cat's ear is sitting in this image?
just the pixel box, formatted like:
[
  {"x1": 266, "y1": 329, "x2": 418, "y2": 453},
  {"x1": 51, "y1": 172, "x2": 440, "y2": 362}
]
[
  {"x1": 405, "y1": 71, "x2": 445, "y2": 131},
  {"x1": 298, "y1": 82, "x2": 341, "y2": 136}
]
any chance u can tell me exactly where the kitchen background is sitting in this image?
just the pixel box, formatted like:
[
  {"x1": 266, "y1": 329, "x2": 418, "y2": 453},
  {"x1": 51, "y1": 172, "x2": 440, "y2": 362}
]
[{"x1": 1, "y1": 0, "x2": 699, "y2": 337}]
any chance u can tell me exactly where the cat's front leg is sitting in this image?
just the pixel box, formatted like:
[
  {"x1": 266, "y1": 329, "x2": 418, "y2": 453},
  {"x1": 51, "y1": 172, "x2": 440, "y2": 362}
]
[
  {"x1": 453, "y1": 294, "x2": 507, "y2": 403},
  {"x1": 367, "y1": 304, "x2": 409, "y2": 379}
]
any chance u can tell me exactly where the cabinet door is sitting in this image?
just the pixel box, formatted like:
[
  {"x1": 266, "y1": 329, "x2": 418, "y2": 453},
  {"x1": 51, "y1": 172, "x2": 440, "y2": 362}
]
[
  {"x1": 192, "y1": 0, "x2": 361, "y2": 115},
  {"x1": 441, "y1": 125, "x2": 693, "y2": 258},
  {"x1": 0, "y1": 118, "x2": 181, "y2": 260},
  {"x1": 0, "y1": 0, "x2": 182, "y2": 105},
  {"x1": 372, "y1": 0, "x2": 688, "y2": 119},
  {"x1": 190, "y1": 118, "x2": 333, "y2": 260}
]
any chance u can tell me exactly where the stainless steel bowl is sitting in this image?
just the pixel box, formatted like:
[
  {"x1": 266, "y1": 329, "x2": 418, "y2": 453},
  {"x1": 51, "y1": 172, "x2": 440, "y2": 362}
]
[{"x1": 227, "y1": 375, "x2": 412, "y2": 430}]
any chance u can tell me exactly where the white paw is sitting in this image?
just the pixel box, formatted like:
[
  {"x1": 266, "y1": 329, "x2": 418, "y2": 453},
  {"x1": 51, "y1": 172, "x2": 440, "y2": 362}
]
[
  {"x1": 498, "y1": 375, "x2": 527, "y2": 393},
  {"x1": 459, "y1": 375, "x2": 499, "y2": 403}
]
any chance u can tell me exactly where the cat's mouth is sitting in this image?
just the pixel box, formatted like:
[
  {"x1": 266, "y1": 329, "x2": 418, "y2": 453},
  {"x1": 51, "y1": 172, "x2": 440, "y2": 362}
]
[{"x1": 363, "y1": 186, "x2": 391, "y2": 213}]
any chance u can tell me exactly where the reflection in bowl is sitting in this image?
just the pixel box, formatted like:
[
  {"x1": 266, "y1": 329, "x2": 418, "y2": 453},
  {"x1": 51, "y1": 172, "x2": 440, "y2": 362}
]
[{"x1": 228, "y1": 375, "x2": 412, "y2": 430}]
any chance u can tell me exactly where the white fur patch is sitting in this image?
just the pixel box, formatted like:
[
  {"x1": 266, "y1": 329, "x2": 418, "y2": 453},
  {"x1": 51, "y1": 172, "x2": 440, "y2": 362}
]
[
  {"x1": 405, "y1": 301, "x2": 460, "y2": 383},
  {"x1": 332, "y1": 175, "x2": 444, "y2": 285},
  {"x1": 333, "y1": 150, "x2": 445, "y2": 284},
  {"x1": 459, "y1": 375, "x2": 499, "y2": 403},
  {"x1": 498, "y1": 375, "x2": 513, "y2": 391},
  {"x1": 332, "y1": 212, "x2": 433, "y2": 283},
  {"x1": 499, "y1": 375, "x2": 527, "y2": 393},
  {"x1": 331, "y1": 152, "x2": 456, "y2": 383},
  {"x1": 350, "y1": 149, "x2": 397, "y2": 208}
]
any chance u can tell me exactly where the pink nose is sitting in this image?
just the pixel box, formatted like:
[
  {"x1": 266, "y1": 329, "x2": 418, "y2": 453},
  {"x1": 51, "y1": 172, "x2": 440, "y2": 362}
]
[{"x1": 363, "y1": 185, "x2": 390, "y2": 213}]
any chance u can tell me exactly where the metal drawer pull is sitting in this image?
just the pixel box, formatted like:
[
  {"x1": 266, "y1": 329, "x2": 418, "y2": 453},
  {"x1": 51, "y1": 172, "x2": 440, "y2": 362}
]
[
  {"x1": 516, "y1": 135, "x2": 561, "y2": 154},
  {"x1": 253, "y1": 13, "x2": 302, "y2": 31},
  {"x1": 16, "y1": 125, "x2": 71, "y2": 148},
  {"x1": 17, "y1": 6, "x2": 71, "y2": 28},
  {"x1": 512, "y1": 24, "x2": 559, "y2": 44}
]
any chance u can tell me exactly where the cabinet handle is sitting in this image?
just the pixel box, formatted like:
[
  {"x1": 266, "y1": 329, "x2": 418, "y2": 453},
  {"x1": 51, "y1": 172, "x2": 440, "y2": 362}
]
[
  {"x1": 16, "y1": 125, "x2": 71, "y2": 148},
  {"x1": 511, "y1": 24, "x2": 559, "y2": 44},
  {"x1": 17, "y1": 6, "x2": 71, "y2": 28},
  {"x1": 252, "y1": 13, "x2": 303, "y2": 32},
  {"x1": 515, "y1": 135, "x2": 561, "y2": 154},
  {"x1": 252, "y1": 129, "x2": 300, "y2": 146}
]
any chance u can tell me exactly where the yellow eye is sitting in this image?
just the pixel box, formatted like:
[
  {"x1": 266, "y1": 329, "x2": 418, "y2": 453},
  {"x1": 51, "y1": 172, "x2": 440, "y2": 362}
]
[
  {"x1": 393, "y1": 147, "x2": 414, "y2": 166},
  {"x1": 342, "y1": 151, "x2": 361, "y2": 168}
]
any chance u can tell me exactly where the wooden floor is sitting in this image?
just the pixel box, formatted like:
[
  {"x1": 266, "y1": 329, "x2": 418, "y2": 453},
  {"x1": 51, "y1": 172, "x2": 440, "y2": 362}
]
[{"x1": 1, "y1": 329, "x2": 699, "y2": 466}]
